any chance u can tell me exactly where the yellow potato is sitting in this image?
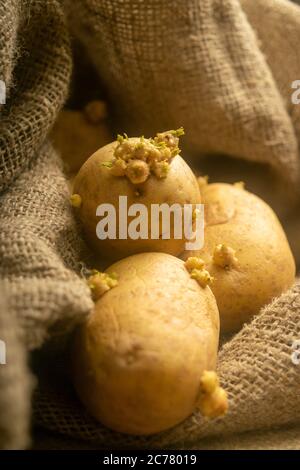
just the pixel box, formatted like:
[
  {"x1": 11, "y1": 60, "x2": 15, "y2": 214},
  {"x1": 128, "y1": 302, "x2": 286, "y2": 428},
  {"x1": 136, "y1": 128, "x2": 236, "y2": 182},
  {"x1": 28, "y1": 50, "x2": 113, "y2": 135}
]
[
  {"x1": 71, "y1": 253, "x2": 222, "y2": 435},
  {"x1": 72, "y1": 133, "x2": 201, "y2": 263},
  {"x1": 182, "y1": 182, "x2": 296, "y2": 333}
]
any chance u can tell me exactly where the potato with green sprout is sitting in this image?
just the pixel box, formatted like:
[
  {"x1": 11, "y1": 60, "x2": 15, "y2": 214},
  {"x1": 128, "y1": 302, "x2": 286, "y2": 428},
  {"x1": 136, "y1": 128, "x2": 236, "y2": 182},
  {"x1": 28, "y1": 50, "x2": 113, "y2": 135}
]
[
  {"x1": 71, "y1": 253, "x2": 227, "y2": 436},
  {"x1": 71, "y1": 129, "x2": 201, "y2": 263}
]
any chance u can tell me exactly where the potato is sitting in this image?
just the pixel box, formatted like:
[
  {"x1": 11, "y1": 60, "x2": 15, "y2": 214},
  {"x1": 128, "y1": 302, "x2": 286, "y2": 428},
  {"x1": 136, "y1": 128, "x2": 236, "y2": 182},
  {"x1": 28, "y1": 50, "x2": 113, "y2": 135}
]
[
  {"x1": 182, "y1": 182, "x2": 296, "y2": 333},
  {"x1": 71, "y1": 130, "x2": 201, "y2": 263},
  {"x1": 51, "y1": 103, "x2": 112, "y2": 177},
  {"x1": 71, "y1": 253, "x2": 225, "y2": 435}
]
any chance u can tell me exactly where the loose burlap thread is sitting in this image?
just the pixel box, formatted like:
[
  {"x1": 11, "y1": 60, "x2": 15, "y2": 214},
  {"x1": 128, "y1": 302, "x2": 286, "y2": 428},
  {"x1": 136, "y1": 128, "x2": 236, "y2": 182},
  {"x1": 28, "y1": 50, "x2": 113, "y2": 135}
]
[{"x1": 1, "y1": 0, "x2": 300, "y2": 449}]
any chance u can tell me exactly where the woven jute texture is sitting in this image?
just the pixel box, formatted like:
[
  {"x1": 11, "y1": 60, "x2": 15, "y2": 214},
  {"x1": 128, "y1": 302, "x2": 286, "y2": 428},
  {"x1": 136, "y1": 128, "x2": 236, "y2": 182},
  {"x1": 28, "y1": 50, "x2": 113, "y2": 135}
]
[
  {"x1": 0, "y1": 290, "x2": 34, "y2": 450},
  {"x1": 241, "y1": 0, "x2": 300, "y2": 149},
  {"x1": 1, "y1": 0, "x2": 300, "y2": 450},
  {"x1": 0, "y1": 0, "x2": 93, "y2": 448},
  {"x1": 32, "y1": 423, "x2": 300, "y2": 450}
]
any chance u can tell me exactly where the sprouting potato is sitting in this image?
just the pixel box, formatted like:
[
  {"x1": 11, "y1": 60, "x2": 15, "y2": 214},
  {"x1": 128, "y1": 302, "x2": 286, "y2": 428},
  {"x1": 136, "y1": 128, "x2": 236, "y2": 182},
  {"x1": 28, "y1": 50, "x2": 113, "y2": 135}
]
[
  {"x1": 71, "y1": 129, "x2": 201, "y2": 263},
  {"x1": 71, "y1": 253, "x2": 227, "y2": 436},
  {"x1": 182, "y1": 182, "x2": 296, "y2": 333}
]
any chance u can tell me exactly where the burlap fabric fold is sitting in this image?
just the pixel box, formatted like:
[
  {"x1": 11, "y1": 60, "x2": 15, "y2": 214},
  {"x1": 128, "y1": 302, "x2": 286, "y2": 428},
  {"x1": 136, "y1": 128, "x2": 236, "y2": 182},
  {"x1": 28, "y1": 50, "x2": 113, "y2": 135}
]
[
  {"x1": 0, "y1": 290, "x2": 34, "y2": 450},
  {"x1": 241, "y1": 0, "x2": 300, "y2": 149},
  {"x1": 64, "y1": 0, "x2": 300, "y2": 184},
  {"x1": 1, "y1": 0, "x2": 300, "y2": 450},
  {"x1": 0, "y1": 0, "x2": 93, "y2": 449}
]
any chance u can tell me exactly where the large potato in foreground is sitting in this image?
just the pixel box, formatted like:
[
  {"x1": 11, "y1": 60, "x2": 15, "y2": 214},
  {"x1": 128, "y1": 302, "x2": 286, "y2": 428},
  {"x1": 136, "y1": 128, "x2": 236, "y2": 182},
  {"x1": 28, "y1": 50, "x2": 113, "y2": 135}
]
[
  {"x1": 72, "y1": 134, "x2": 201, "y2": 263},
  {"x1": 183, "y1": 182, "x2": 295, "y2": 333},
  {"x1": 72, "y1": 253, "x2": 220, "y2": 435}
]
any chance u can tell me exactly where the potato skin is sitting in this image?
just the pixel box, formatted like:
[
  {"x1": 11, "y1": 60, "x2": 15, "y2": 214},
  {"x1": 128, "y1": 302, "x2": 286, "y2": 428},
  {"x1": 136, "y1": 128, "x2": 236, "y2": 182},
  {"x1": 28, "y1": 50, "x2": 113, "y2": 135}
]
[
  {"x1": 183, "y1": 183, "x2": 296, "y2": 333},
  {"x1": 72, "y1": 253, "x2": 219, "y2": 435},
  {"x1": 73, "y1": 140, "x2": 201, "y2": 263}
]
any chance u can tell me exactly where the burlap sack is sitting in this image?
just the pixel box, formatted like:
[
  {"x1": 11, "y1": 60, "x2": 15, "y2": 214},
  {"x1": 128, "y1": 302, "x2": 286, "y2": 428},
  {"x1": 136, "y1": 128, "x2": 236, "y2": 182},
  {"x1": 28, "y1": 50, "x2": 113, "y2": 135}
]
[
  {"x1": 64, "y1": 0, "x2": 300, "y2": 184},
  {"x1": 1, "y1": 0, "x2": 300, "y2": 450},
  {"x1": 241, "y1": 0, "x2": 300, "y2": 150},
  {"x1": 0, "y1": 0, "x2": 93, "y2": 448},
  {"x1": 32, "y1": 423, "x2": 300, "y2": 450},
  {"x1": 0, "y1": 290, "x2": 34, "y2": 450}
]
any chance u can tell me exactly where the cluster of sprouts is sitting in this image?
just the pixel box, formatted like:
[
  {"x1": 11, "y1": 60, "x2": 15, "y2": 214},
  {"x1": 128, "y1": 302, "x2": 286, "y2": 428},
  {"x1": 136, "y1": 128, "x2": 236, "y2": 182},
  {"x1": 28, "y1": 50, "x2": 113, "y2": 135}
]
[{"x1": 103, "y1": 128, "x2": 185, "y2": 184}]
